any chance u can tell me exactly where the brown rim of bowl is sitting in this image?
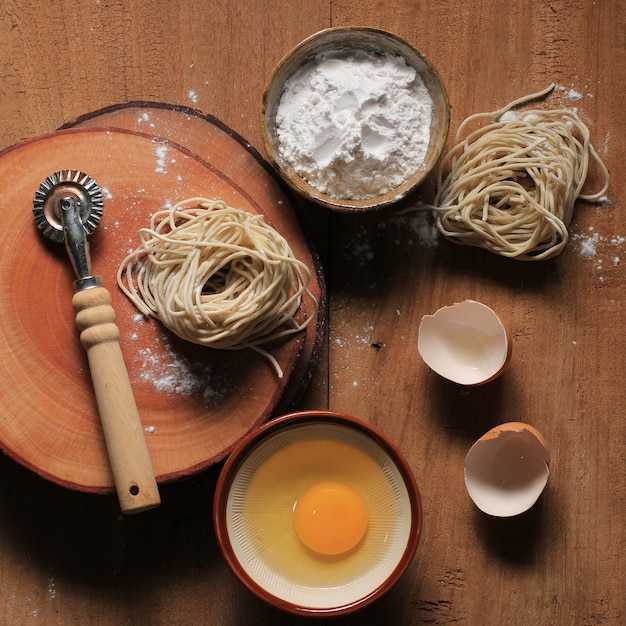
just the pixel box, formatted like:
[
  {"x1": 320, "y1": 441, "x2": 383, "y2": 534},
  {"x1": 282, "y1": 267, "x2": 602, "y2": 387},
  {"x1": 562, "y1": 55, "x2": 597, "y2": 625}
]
[
  {"x1": 213, "y1": 409, "x2": 423, "y2": 617},
  {"x1": 260, "y1": 26, "x2": 451, "y2": 213}
]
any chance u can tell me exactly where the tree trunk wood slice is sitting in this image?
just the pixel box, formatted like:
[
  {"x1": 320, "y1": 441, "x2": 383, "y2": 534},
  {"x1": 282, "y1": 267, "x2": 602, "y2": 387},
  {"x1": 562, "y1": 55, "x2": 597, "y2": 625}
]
[
  {"x1": 61, "y1": 102, "x2": 326, "y2": 413},
  {"x1": 0, "y1": 124, "x2": 324, "y2": 493}
]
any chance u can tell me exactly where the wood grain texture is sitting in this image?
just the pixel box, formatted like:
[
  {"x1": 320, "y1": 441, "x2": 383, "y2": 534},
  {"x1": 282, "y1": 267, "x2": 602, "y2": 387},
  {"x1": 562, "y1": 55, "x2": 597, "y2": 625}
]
[
  {"x1": 0, "y1": 0, "x2": 624, "y2": 624},
  {"x1": 0, "y1": 125, "x2": 320, "y2": 494},
  {"x1": 61, "y1": 102, "x2": 326, "y2": 412}
]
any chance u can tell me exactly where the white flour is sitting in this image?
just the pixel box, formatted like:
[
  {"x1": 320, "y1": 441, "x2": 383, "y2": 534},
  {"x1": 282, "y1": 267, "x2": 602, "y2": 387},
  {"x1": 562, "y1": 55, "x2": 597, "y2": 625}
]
[{"x1": 275, "y1": 49, "x2": 433, "y2": 200}]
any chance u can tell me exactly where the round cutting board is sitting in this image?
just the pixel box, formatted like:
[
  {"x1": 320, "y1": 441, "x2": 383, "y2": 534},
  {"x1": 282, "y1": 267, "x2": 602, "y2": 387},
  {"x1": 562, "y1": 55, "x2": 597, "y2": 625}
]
[
  {"x1": 62, "y1": 102, "x2": 326, "y2": 410},
  {"x1": 0, "y1": 126, "x2": 322, "y2": 492}
]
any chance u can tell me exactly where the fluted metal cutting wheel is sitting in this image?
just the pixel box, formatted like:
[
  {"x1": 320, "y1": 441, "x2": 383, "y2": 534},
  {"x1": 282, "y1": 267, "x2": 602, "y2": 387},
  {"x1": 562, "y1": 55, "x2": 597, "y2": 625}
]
[{"x1": 32, "y1": 169, "x2": 104, "y2": 243}]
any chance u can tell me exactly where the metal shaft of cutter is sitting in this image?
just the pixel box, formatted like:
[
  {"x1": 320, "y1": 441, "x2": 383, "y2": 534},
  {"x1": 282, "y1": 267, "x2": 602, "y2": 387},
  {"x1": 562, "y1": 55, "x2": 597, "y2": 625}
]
[{"x1": 60, "y1": 195, "x2": 102, "y2": 291}]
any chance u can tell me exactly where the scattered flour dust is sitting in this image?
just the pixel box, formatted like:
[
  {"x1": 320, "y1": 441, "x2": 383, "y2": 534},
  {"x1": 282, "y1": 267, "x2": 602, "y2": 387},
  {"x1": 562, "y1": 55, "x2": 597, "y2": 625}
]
[
  {"x1": 556, "y1": 84, "x2": 583, "y2": 101},
  {"x1": 137, "y1": 112, "x2": 156, "y2": 129},
  {"x1": 154, "y1": 143, "x2": 168, "y2": 173},
  {"x1": 48, "y1": 577, "x2": 56, "y2": 600},
  {"x1": 571, "y1": 222, "x2": 624, "y2": 283},
  {"x1": 333, "y1": 318, "x2": 375, "y2": 351},
  {"x1": 275, "y1": 48, "x2": 433, "y2": 200},
  {"x1": 339, "y1": 207, "x2": 439, "y2": 271},
  {"x1": 395, "y1": 203, "x2": 439, "y2": 247},
  {"x1": 129, "y1": 320, "x2": 233, "y2": 407}
]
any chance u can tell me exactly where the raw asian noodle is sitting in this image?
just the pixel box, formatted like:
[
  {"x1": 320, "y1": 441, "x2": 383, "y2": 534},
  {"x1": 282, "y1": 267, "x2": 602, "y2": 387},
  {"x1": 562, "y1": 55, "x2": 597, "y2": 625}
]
[
  {"x1": 117, "y1": 198, "x2": 317, "y2": 378},
  {"x1": 430, "y1": 84, "x2": 609, "y2": 260}
]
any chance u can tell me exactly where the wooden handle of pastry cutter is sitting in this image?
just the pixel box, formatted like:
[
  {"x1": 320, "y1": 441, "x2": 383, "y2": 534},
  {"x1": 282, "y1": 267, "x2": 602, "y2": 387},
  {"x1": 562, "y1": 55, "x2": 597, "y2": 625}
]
[{"x1": 73, "y1": 286, "x2": 161, "y2": 514}]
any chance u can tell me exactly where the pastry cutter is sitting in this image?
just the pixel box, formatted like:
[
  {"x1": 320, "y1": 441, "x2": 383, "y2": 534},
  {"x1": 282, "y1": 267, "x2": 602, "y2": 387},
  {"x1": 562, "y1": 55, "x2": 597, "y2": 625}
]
[{"x1": 33, "y1": 169, "x2": 160, "y2": 514}]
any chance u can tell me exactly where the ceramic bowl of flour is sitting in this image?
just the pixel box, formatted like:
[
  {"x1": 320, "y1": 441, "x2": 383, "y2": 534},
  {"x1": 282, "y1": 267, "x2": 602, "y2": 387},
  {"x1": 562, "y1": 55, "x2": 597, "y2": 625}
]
[{"x1": 260, "y1": 27, "x2": 450, "y2": 212}]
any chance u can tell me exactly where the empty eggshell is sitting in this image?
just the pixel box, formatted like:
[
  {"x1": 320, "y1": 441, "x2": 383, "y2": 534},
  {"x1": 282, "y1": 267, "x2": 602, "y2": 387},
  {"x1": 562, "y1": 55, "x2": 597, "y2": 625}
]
[
  {"x1": 464, "y1": 422, "x2": 550, "y2": 517},
  {"x1": 418, "y1": 300, "x2": 511, "y2": 385}
]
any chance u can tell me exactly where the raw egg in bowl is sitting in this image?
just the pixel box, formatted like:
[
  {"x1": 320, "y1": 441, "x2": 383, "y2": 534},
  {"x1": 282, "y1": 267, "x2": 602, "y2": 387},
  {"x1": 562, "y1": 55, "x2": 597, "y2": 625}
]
[{"x1": 213, "y1": 410, "x2": 422, "y2": 616}]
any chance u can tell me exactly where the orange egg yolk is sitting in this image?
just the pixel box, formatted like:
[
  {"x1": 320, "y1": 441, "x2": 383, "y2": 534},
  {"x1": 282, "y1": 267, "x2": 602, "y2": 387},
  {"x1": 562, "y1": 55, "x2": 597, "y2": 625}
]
[{"x1": 293, "y1": 481, "x2": 368, "y2": 555}]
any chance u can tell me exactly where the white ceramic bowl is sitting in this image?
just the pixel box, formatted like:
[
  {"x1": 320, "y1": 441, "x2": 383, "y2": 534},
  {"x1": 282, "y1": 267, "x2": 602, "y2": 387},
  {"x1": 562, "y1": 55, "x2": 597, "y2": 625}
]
[{"x1": 213, "y1": 410, "x2": 422, "y2": 616}]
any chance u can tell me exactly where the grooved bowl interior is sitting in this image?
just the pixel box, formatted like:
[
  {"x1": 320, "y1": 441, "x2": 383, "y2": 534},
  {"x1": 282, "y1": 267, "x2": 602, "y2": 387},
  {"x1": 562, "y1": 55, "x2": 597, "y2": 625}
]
[
  {"x1": 213, "y1": 411, "x2": 422, "y2": 616},
  {"x1": 260, "y1": 27, "x2": 450, "y2": 212}
]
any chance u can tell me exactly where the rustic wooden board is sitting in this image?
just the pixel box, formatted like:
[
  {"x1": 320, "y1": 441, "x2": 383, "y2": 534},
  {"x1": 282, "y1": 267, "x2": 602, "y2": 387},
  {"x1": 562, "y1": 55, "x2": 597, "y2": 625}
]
[
  {"x1": 0, "y1": 0, "x2": 624, "y2": 625},
  {"x1": 60, "y1": 102, "x2": 326, "y2": 411},
  {"x1": 0, "y1": 126, "x2": 322, "y2": 491}
]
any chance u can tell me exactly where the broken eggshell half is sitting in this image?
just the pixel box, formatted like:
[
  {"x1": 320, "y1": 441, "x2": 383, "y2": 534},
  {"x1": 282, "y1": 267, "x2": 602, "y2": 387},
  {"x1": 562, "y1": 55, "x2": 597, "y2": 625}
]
[
  {"x1": 464, "y1": 422, "x2": 550, "y2": 517},
  {"x1": 418, "y1": 300, "x2": 511, "y2": 385}
]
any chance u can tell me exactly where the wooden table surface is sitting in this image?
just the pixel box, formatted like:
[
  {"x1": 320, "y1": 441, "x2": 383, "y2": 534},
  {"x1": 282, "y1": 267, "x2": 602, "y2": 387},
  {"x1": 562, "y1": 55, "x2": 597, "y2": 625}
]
[{"x1": 1, "y1": 1, "x2": 624, "y2": 624}]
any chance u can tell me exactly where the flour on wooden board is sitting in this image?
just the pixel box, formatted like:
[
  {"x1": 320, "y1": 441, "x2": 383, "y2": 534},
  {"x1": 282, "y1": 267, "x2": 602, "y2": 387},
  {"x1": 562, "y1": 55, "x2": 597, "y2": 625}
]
[
  {"x1": 132, "y1": 334, "x2": 234, "y2": 405},
  {"x1": 571, "y1": 224, "x2": 623, "y2": 283},
  {"x1": 122, "y1": 312, "x2": 235, "y2": 405}
]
